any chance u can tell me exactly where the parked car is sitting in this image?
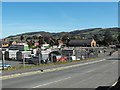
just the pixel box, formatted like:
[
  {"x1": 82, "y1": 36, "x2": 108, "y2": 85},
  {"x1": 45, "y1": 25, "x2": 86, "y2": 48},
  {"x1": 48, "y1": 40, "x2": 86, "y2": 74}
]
[
  {"x1": 0, "y1": 63, "x2": 11, "y2": 70},
  {"x1": 49, "y1": 51, "x2": 67, "y2": 62},
  {"x1": 57, "y1": 57, "x2": 67, "y2": 62},
  {"x1": 24, "y1": 54, "x2": 35, "y2": 62},
  {"x1": 25, "y1": 55, "x2": 48, "y2": 65}
]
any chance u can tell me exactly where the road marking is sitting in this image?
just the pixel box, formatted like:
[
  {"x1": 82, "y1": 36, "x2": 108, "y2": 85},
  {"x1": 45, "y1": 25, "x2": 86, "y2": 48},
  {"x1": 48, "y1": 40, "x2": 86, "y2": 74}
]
[
  {"x1": 86, "y1": 68, "x2": 97, "y2": 73},
  {"x1": 2, "y1": 59, "x2": 106, "y2": 80},
  {"x1": 112, "y1": 62, "x2": 116, "y2": 64},
  {"x1": 32, "y1": 77, "x2": 71, "y2": 88}
]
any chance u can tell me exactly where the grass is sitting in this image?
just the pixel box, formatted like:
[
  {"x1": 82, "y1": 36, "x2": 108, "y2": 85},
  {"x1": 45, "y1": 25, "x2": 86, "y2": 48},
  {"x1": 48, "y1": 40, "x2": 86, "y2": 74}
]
[{"x1": 2, "y1": 57, "x2": 97, "y2": 71}]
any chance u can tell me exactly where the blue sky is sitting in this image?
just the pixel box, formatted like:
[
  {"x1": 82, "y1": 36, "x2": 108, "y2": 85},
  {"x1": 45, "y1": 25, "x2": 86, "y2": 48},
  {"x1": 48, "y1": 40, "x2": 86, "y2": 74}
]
[{"x1": 2, "y1": 2, "x2": 118, "y2": 38}]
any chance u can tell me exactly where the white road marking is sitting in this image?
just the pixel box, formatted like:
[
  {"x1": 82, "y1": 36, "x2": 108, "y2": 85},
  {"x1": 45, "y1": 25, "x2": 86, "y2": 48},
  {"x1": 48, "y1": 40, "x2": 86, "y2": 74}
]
[
  {"x1": 112, "y1": 62, "x2": 116, "y2": 64},
  {"x1": 32, "y1": 77, "x2": 71, "y2": 88},
  {"x1": 86, "y1": 68, "x2": 97, "y2": 73},
  {"x1": 32, "y1": 68, "x2": 98, "y2": 88},
  {"x1": 2, "y1": 59, "x2": 106, "y2": 80}
]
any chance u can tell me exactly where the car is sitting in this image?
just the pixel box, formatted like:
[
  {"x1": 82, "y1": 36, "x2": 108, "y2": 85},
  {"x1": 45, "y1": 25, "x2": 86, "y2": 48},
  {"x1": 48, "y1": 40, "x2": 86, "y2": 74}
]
[
  {"x1": 0, "y1": 63, "x2": 12, "y2": 70},
  {"x1": 25, "y1": 55, "x2": 48, "y2": 65},
  {"x1": 49, "y1": 51, "x2": 67, "y2": 62},
  {"x1": 57, "y1": 57, "x2": 67, "y2": 62},
  {"x1": 25, "y1": 54, "x2": 36, "y2": 62}
]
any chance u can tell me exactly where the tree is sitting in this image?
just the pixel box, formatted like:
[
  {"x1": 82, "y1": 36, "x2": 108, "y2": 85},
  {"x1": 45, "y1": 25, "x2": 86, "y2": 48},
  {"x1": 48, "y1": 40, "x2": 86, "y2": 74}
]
[
  {"x1": 32, "y1": 35, "x2": 38, "y2": 39},
  {"x1": 26, "y1": 37, "x2": 32, "y2": 42},
  {"x1": 103, "y1": 30, "x2": 113, "y2": 46},
  {"x1": 20, "y1": 35, "x2": 24, "y2": 41},
  {"x1": 27, "y1": 40, "x2": 33, "y2": 49},
  {"x1": 44, "y1": 36, "x2": 50, "y2": 44},
  {"x1": 49, "y1": 37, "x2": 55, "y2": 47},
  {"x1": 93, "y1": 35, "x2": 99, "y2": 42},
  {"x1": 38, "y1": 36, "x2": 44, "y2": 45},
  {"x1": 117, "y1": 33, "x2": 120, "y2": 44}
]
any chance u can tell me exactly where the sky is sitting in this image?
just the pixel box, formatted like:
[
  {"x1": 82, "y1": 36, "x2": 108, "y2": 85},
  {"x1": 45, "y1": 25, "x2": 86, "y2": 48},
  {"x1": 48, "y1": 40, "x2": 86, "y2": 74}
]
[{"x1": 2, "y1": 2, "x2": 118, "y2": 38}]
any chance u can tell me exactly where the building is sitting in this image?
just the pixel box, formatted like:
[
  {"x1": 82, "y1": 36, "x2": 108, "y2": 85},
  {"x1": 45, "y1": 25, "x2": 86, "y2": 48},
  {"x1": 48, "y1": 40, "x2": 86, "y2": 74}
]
[
  {"x1": 68, "y1": 39, "x2": 96, "y2": 47},
  {"x1": 9, "y1": 41, "x2": 29, "y2": 51},
  {"x1": 1, "y1": 41, "x2": 10, "y2": 48}
]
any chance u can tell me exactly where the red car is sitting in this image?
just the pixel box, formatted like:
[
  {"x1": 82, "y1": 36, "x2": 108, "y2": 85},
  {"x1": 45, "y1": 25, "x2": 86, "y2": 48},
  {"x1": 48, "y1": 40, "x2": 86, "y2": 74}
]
[
  {"x1": 49, "y1": 51, "x2": 67, "y2": 62},
  {"x1": 57, "y1": 56, "x2": 67, "y2": 62}
]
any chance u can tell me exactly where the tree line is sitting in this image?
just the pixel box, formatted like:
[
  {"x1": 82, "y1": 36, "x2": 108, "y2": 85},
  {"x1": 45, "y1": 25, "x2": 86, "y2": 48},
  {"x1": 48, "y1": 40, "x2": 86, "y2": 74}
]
[{"x1": 19, "y1": 30, "x2": 120, "y2": 48}]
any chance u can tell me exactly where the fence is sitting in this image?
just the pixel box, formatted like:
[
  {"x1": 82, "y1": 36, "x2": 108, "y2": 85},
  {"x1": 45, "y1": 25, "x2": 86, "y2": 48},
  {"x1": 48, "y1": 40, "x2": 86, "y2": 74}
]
[
  {"x1": 60, "y1": 47, "x2": 99, "y2": 61},
  {"x1": 75, "y1": 47, "x2": 98, "y2": 60}
]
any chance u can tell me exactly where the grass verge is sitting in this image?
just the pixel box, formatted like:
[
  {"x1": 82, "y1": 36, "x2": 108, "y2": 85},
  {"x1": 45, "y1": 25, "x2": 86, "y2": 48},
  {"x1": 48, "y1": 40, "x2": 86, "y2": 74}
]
[{"x1": 2, "y1": 58, "x2": 96, "y2": 71}]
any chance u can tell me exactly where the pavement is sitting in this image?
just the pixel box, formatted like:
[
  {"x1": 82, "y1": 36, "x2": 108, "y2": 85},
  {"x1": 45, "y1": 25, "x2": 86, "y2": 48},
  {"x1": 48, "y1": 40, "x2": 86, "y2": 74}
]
[{"x1": 1, "y1": 50, "x2": 119, "y2": 89}]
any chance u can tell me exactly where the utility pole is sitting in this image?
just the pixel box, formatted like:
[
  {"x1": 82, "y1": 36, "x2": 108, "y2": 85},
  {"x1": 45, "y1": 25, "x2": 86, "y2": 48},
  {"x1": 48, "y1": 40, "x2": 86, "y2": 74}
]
[
  {"x1": 51, "y1": 54, "x2": 53, "y2": 63},
  {"x1": 68, "y1": 53, "x2": 71, "y2": 62},
  {"x1": 23, "y1": 54, "x2": 25, "y2": 68},
  {"x1": 39, "y1": 53, "x2": 42, "y2": 65},
  {"x1": 2, "y1": 51, "x2": 5, "y2": 70}
]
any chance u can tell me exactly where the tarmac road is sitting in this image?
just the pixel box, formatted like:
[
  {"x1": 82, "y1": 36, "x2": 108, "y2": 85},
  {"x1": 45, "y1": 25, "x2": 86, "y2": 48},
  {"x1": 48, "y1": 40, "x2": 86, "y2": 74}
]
[{"x1": 2, "y1": 51, "x2": 119, "y2": 89}]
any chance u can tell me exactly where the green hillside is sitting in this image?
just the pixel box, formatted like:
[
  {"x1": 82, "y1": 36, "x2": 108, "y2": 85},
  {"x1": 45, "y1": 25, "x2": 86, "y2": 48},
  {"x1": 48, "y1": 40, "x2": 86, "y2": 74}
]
[{"x1": 5, "y1": 27, "x2": 120, "y2": 41}]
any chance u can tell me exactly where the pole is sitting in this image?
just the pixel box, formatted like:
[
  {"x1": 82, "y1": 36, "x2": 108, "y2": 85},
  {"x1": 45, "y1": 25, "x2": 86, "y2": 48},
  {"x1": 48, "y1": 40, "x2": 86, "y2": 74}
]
[
  {"x1": 80, "y1": 47, "x2": 82, "y2": 59},
  {"x1": 39, "y1": 54, "x2": 42, "y2": 65},
  {"x1": 23, "y1": 56, "x2": 25, "y2": 68},
  {"x1": 51, "y1": 54, "x2": 53, "y2": 63},
  {"x1": 2, "y1": 51, "x2": 5, "y2": 70},
  {"x1": 69, "y1": 53, "x2": 71, "y2": 62}
]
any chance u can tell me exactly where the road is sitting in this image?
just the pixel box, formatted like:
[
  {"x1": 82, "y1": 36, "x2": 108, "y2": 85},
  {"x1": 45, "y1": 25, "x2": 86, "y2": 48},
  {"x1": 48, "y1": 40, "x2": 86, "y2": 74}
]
[{"x1": 2, "y1": 51, "x2": 119, "y2": 89}]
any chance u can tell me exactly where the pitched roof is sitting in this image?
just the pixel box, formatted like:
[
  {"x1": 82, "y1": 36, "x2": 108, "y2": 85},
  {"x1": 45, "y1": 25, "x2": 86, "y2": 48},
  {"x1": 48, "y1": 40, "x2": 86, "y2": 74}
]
[{"x1": 68, "y1": 39, "x2": 94, "y2": 46}]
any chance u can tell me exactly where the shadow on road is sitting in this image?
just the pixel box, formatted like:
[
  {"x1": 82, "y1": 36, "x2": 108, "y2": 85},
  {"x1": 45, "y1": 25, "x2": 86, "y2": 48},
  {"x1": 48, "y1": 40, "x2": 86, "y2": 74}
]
[{"x1": 106, "y1": 58, "x2": 120, "y2": 61}]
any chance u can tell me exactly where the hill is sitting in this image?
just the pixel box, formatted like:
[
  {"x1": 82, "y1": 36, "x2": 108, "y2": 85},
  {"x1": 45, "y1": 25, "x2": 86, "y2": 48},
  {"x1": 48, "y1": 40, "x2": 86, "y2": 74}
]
[{"x1": 5, "y1": 27, "x2": 120, "y2": 41}]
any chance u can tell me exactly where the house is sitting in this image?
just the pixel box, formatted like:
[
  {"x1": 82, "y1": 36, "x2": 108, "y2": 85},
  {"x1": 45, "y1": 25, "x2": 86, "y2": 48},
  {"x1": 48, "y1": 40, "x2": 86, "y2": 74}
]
[
  {"x1": 0, "y1": 39, "x2": 15, "y2": 48},
  {"x1": 68, "y1": 39, "x2": 96, "y2": 47},
  {"x1": 34, "y1": 42, "x2": 40, "y2": 47},
  {"x1": 9, "y1": 41, "x2": 29, "y2": 51},
  {"x1": 1, "y1": 41, "x2": 10, "y2": 48},
  {"x1": 12, "y1": 41, "x2": 17, "y2": 45}
]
